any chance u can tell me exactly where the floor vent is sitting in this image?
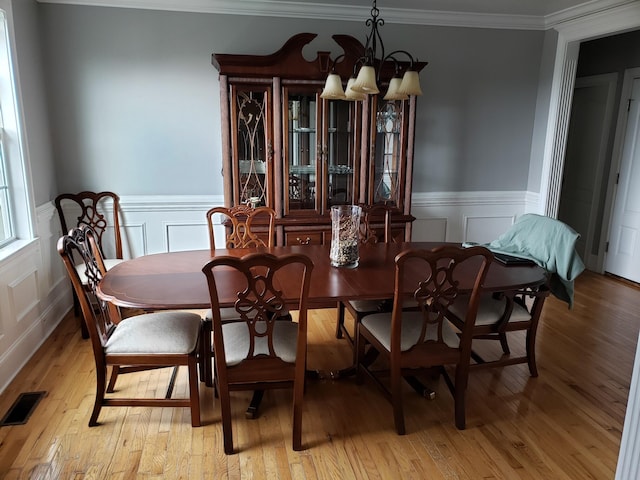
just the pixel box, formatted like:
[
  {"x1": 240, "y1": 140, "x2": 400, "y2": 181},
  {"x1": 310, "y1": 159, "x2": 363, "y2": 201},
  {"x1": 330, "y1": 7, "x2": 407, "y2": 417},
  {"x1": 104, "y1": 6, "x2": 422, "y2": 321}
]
[{"x1": 0, "y1": 391, "x2": 46, "y2": 426}]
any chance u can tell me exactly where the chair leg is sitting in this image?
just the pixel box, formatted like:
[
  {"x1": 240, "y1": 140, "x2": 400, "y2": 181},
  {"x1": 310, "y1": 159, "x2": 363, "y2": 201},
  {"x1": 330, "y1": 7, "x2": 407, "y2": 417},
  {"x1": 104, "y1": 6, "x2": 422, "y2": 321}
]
[
  {"x1": 188, "y1": 357, "x2": 201, "y2": 427},
  {"x1": 292, "y1": 366, "x2": 305, "y2": 451},
  {"x1": 390, "y1": 365, "x2": 405, "y2": 435},
  {"x1": 200, "y1": 320, "x2": 213, "y2": 387},
  {"x1": 355, "y1": 327, "x2": 367, "y2": 384},
  {"x1": 218, "y1": 382, "x2": 234, "y2": 454},
  {"x1": 89, "y1": 366, "x2": 107, "y2": 427},
  {"x1": 526, "y1": 328, "x2": 539, "y2": 377},
  {"x1": 453, "y1": 366, "x2": 469, "y2": 430},
  {"x1": 107, "y1": 365, "x2": 120, "y2": 393},
  {"x1": 336, "y1": 301, "x2": 345, "y2": 339},
  {"x1": 498, "y1": 332, "x2": 510, "y2": 354},
  {"x1": 245, "y1": 390, "x2": 264, "y2": 419}
]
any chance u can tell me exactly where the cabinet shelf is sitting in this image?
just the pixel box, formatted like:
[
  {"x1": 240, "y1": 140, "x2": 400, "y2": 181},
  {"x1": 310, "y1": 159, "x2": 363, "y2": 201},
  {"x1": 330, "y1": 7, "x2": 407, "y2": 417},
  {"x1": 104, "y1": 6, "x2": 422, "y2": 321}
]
[
  {"x1": 239, "y1": 160, "x2": 267, "y2": 174},
  {"x1": 328, "y1": 166, "x2": 353, "y2": 174},
  {"x1": 290, "y1": 165, "x2": 316, "y2": 174}
]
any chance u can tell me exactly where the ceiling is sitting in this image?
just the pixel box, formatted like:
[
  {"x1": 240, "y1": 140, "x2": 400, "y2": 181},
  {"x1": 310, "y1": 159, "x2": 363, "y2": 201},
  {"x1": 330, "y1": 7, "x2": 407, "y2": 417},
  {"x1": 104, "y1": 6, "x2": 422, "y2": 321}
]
[{"x1": 36, "y1": 0, "x2": 639, "y2": 29}]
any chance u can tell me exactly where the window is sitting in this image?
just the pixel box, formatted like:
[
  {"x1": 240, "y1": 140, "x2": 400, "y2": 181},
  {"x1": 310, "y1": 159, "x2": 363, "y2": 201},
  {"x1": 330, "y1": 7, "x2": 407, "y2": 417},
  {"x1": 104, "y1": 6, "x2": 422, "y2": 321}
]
[
  {"x1": 0, "y1": 2, "x2": 33, "y2": 250},
  {"x1": 0, "y1": 109, "x2": 12, "y2": 245}
]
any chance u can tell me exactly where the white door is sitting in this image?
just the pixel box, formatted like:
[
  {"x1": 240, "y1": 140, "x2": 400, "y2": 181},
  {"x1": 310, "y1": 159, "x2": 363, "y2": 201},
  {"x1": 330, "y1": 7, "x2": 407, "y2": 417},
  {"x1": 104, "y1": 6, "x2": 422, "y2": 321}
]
[{"x1": 605, "y1": 69, "x2": 640, "y2": 282}]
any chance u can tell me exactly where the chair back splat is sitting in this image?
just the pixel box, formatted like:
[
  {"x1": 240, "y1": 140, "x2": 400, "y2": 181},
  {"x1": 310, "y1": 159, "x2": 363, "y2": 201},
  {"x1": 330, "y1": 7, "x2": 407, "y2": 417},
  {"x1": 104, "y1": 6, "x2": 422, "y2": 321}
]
[
  {"x1": 58, "y1": 225, "x2": 203, "y2": 427},
  {"x1": 356, "y1": 245, "x2": 493, "y2": 433},
  {"x1": 202, "y1": 252, "x2": 313, "y2": 454},
  {"x1": 55, "y1": 191, "x2": 123, "y2": 259},
  {"x1": 206, "y1": 205, "x2": 276, "y2": 251}
]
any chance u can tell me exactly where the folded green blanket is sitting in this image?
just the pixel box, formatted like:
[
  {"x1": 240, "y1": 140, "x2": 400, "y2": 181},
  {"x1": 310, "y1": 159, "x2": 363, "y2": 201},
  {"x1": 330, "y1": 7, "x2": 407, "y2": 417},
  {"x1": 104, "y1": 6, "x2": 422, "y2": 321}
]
[{"x1": 488, "y1": 214, "x2": 585, "y2": 308}]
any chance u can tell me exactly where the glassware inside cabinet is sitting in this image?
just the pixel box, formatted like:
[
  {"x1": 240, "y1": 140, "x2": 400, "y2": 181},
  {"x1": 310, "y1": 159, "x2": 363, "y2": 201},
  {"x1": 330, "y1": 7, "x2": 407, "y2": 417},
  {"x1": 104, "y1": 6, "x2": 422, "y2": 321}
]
[
  {"x1": 236, "y1": 90, "x2": 269, "y2": 207},
  {"x1": 287, "y1": 92, "x2": 318, "y2": 211},
  {"x1": 374, "y1": 101, "x2": 403, "y2": 205},
  {"x1": 326, "y1": 100, "x2": 355, "y2": 208}
]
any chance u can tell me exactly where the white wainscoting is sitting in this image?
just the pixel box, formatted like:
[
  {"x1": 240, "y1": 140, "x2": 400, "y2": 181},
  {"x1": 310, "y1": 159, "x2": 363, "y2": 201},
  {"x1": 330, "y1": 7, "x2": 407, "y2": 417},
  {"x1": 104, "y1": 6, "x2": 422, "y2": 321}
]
[
  {"x1": 411, "y1": 190, "x2": 539, "y2": 243},
  {"x1": 0, "y1": 191, "x2": 536, "y2": 393}
]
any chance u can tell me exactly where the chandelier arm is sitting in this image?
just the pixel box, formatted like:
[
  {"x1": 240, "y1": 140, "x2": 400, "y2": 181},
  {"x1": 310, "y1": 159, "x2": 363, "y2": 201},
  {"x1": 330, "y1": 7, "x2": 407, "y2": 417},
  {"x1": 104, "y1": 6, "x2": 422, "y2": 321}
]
[
  {"x1": 383, "y1": 50, "x2": 417, "y2": 72},
  {"x1": 327, "y1": 53, "x2": 346, "y2": 73}
]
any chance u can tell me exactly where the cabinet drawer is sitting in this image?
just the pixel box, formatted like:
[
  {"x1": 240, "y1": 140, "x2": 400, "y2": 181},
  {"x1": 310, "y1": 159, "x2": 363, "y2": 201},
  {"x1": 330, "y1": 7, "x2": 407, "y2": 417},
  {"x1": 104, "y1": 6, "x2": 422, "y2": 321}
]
[{"x1": 285, "y1": 232, "x2": 323, "y2": 245}]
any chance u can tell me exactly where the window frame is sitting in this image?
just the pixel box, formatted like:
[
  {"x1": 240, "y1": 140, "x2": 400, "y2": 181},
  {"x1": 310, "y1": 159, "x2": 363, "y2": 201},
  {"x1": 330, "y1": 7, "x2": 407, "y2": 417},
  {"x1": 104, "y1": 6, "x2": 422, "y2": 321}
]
[{"x1": 0, "y1": 0, "x2": 35, "y2": 253}]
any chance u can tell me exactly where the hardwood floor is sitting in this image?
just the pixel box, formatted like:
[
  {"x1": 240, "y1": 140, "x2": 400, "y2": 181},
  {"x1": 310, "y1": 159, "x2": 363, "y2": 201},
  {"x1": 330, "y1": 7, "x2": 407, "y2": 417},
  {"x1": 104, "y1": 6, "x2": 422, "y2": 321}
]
[{"x1": 0, "y1": 270, "x2": 637, "y2": 479}]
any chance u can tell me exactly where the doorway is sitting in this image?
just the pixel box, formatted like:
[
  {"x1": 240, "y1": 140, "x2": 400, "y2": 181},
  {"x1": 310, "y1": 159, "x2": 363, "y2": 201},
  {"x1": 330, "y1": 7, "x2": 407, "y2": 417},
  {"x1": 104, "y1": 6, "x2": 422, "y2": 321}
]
[
  {"x1": 555, "y1": 29, "x2": 640, "y2": 280},
  {"x1": 558, "y1": 73, "x2": 617, "y2": 271},
  {"x1": 603, "y1": 69, "x2": 640, "y2": 282}
]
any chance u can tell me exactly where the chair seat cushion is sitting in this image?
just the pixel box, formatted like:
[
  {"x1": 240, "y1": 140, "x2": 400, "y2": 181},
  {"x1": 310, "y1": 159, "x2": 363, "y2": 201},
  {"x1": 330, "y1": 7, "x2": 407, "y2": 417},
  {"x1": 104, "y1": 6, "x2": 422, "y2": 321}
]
[
  {"x1": 348, "y1": 299, "x2": 387, "y2": 313},
  {"x1": 361, "y1": 311, "x2": 459, "y2": 352},
  {"x1": 348, "y1": 298, "x2": 418, "y2": 313},
  {"x1": 204, "y1": 307, "x2": 243, "y2": 322},
  {"x1": 105, "y1": 311, "x2": 202, "y2": 355},
  {"x1": 221, "y1": 321, "x2": 298, "y2": 366},
  {"x1": 448, "y1": 295, "x2": 532, "y2": 325},
  {"x1": 76, "y1": 258, "x2": 124, "y2": 285}
]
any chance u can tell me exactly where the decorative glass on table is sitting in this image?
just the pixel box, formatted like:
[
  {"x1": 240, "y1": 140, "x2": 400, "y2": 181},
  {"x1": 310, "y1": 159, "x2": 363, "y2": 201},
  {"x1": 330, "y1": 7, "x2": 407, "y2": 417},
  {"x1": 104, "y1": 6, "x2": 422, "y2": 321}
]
[{"x1": 329, "y1": 205, "x2": 362, "y2": 268}]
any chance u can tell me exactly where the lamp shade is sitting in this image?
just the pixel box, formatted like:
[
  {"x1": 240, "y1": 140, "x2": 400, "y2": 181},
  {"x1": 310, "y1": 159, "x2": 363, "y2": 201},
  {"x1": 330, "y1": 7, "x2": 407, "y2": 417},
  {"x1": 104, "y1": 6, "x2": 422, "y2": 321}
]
[
  {"x1": 350, "y1": 65, "x2": 380, "y2": 94},
  {"x1": 345, "y1": 77, "x2": 367, "y2": 101},
  {"x1": 320, "y1": 73, "x2": 347, "y2": 100},
  {"x1": 398, "y1": 70, "x2": 423, "y2": 96},
  {"x1": 383, "y1": 77, "x2": 409, "y2": 100}
]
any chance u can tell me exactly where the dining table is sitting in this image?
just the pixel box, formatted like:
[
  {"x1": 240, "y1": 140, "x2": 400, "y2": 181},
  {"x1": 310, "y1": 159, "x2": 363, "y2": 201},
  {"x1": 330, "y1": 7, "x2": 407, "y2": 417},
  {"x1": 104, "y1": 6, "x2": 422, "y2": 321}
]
[
  {"x1": 97, "y1": 241, "x2": 548, "y2": 416},
  {"x1": 97, "y1": 241, "x2": 548, "y2": 310}
]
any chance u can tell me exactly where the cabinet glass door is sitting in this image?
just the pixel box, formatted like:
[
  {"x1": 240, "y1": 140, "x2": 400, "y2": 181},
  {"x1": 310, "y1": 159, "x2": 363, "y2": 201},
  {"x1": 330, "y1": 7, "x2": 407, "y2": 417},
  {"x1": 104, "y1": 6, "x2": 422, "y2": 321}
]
[
  {"x1": 373, "y1": 100, "x2": 405, "y2": 206},
  {"x1": 285, "y1": 89, "x2": 320, "y2": 214},
  {"x1": 232, "y1": 86, "x2": 271, "y2": 207},
  {"x1": 325, "y1": 100, "x2": 356, "y2": 208}
]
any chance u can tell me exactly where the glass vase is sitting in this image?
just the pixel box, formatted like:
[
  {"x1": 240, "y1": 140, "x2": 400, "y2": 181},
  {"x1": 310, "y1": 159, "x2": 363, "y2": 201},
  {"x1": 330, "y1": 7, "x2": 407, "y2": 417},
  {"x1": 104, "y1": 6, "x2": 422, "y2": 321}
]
[{"x1": 329, "y1": 205, "x2": 362, "y2": 268}]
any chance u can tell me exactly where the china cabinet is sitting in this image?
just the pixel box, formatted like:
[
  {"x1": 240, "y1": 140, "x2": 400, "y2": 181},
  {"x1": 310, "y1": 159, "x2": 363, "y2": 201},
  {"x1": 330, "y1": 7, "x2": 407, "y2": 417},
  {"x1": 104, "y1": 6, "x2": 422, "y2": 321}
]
[{"x1": 212, "y1": 33, "x2": 426, "y2": 245}]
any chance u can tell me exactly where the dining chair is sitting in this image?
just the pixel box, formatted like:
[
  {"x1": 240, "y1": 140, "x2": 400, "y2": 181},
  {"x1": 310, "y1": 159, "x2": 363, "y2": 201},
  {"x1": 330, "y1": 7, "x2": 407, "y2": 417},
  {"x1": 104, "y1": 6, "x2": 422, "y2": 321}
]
[
  {"x1": 202, "y1": 205, "x2": 278, "y2": 390},
  {"x1": 356, "y1": 245, "x2": 493, "y2": 433},
  {"x1": 445, "y1": 284, "x2": 550, "y2": 376},
  {"x1": 202, "y1": 252, "x2": 314, "y2": 454},
  {"x1": 58, "y1": 225, "x2": 203, "y2": 427},
  {"x1": 335, "y1": 203, "x2": 399, "y2": 345},
  {"x1": 206, "y1": 204, "x2": 276, "y2": 251},
  {"x1": 55, "y1": 191, "x2": 124, "y2": 338},
  {"x1": 442, "y1": 214, "x2": 578, "y2": 377}
]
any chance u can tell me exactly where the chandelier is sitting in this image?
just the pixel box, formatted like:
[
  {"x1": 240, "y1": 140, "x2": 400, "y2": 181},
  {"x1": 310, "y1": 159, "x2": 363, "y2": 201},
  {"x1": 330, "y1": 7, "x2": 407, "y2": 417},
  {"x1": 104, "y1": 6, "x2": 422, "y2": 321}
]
[{"x1": 320, "y1": 0, "x2": 423, "y2": 101}]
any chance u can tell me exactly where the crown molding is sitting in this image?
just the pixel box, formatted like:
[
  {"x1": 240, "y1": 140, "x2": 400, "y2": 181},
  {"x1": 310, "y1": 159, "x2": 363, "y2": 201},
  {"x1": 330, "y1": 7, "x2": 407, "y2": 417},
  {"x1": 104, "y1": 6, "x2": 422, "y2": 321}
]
[
  {"x1": 544, "y1": 0, "x2": 640, "y2": 28},
  {"x1": 35, "y1": 0, "x2": 639, "y2": 30}
]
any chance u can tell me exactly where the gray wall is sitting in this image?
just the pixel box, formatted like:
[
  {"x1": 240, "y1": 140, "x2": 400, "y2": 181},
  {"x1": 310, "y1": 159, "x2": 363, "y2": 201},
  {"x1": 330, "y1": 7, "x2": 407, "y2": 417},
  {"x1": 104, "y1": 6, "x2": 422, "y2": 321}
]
[
  {"x1": 12, "y1": 0, "x2": 56, "y2": 207},
  {"x1": 36, "y1": 4, "x2": 545, "y2": 200}
]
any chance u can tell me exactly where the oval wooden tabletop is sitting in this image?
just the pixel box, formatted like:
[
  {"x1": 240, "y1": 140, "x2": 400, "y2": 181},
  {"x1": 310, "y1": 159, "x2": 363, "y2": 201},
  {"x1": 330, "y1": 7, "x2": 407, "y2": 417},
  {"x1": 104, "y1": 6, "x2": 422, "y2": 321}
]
[{"x1": 97, "y1": 242, "x2": 548, "y2": 310}]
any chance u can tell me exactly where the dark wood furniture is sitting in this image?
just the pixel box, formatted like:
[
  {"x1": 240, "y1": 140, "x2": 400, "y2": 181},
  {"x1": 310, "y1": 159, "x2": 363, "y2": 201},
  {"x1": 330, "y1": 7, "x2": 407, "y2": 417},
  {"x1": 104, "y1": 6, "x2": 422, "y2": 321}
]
[
  {"x1": 97, "y1": 243, "x2": 548, "y2": 312},
  {"x1": 212, "y1": 33, "x2": 426, "y2": 246},
  {"x1": 55, "y1": 191, "x2": 123, "y2": 338},
  {"x1": 202, "y1": 252, "x2": 314, "y2": 453},
  {"x1": 206, "y1": 205, "x2": 276, "y2": 250},
  {"x1": 58, "y1": 226, "x2": 202, "y2": 427},
  {"x1": 203, "y1": 204, "x2": 279, "y2": 403},
  {"x1": 336, "y1": 204, "x2": 398, "y2": 344},
  {"x1": 356, "y1": 245, "x2": 494, "y2": 433},
  {"x1": 446, "y1": 285, "x2": 551, "y2": 376}
]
